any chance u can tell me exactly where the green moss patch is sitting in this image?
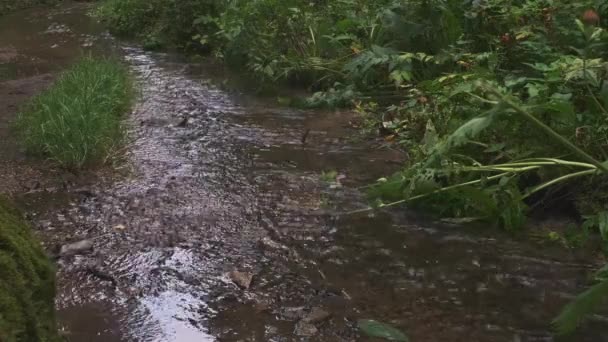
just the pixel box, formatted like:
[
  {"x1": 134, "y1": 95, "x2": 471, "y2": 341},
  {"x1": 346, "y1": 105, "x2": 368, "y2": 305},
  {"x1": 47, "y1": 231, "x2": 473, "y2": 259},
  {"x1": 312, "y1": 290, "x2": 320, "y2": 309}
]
[{"x1": 0, "y1": 197, "x2": 59, "y2": 342}]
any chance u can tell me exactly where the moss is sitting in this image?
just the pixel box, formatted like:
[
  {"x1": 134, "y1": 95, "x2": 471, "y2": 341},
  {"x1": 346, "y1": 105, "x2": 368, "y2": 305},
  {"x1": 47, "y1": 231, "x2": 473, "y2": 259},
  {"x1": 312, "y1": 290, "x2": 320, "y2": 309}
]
[{"x1": 0, "y1": 197, "x2": 59, "y2": 342}]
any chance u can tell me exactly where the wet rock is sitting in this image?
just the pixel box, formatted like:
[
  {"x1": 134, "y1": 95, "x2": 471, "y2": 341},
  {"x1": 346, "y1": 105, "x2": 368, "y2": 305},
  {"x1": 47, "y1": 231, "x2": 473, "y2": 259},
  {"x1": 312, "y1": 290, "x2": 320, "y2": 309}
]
[
  {"x1": 60, "y1": 239, "x2": 93, "y2": 257},
  {"x1": 228, "y1": 270, "x2": 254, "y2": 290},
  {"x1": 257, "y1": 237, "x2": 288, "y2": 252},
  {"x1": 253, "y1": 298, "x2": 272, "y2": 313},
  {"x1": 294, "y1": 321, "x2": 318, "y2": 337},
  {"x1": 281, "y1": 306, "x2": 306, "y2": 320},
  {"x1": 176, "y1": 117, "x2": 189, "y2": 127},
  {"x1": 303, "y1": 307, "x2": 331, "y2": 323}
]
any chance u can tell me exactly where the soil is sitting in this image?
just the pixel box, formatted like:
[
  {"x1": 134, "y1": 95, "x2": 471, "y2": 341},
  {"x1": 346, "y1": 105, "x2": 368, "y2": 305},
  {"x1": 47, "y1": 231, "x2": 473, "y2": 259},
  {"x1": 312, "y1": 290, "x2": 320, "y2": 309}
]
[{"x1": 0, "y1": 74, "x2": 57, "y2": 194}]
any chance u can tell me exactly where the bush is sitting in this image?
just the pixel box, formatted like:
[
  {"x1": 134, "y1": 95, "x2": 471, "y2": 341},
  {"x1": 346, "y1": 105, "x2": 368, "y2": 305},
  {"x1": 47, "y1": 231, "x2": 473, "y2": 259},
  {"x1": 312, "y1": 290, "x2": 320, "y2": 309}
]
[
  {"x1": 96, "y1": 0, "x2": 219, "y2": 50},
  {"x1": 0, "y1": 197, "x2": 59, "y2": 342},
  {"x1": 16, "y1": 57, "x2": 133, "y2": 170}
]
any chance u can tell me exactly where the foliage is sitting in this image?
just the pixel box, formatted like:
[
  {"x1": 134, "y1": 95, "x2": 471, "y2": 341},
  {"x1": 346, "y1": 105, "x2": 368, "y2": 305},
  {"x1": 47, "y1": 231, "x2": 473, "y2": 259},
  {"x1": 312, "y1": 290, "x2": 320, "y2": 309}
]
[
  {"x1": 0, "y1": 197, "x2": 59, "y2": 342},
  {"x1": 96, "y1": 0, "x2": 219, "y2": 50},
  {"x1": 15, "y1": 57, "x2": 133, "y2": 170}
]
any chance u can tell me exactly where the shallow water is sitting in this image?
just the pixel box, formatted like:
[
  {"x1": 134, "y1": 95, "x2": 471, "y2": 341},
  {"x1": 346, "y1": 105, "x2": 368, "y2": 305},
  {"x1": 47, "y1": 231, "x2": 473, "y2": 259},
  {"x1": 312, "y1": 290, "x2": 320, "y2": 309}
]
[{"x1": 1, "y1": 3, "x2": 608, "y2": 342}]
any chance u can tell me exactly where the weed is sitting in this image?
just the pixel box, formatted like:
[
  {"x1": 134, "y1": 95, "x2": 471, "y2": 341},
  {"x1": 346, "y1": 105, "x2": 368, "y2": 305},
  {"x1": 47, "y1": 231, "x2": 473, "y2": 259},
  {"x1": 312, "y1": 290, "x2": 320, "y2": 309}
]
[{"x1": 320, "y1": 170, "x2": 339, "y2": 183}]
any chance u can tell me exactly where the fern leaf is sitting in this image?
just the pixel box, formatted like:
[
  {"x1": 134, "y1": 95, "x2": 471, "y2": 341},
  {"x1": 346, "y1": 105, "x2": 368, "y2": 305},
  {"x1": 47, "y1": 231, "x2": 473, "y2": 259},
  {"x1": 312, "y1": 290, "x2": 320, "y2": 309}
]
[{"x1": 553, "y1": 278, "x2": 608, "y2": 335}]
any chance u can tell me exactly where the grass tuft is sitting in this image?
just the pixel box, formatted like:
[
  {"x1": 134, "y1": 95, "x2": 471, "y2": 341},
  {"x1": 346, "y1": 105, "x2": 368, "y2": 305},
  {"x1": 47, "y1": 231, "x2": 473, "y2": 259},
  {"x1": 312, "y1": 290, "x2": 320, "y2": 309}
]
[{"x1": 15, "y1": 57, "x2": 133, "y2": 170}]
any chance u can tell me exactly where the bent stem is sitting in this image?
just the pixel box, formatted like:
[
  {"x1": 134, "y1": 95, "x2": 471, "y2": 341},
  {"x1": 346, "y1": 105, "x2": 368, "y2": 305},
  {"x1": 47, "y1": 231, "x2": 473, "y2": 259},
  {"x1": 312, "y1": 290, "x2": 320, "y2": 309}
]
[{"x1": 483, "y1": 84, "x2": 608, "y2": 174}]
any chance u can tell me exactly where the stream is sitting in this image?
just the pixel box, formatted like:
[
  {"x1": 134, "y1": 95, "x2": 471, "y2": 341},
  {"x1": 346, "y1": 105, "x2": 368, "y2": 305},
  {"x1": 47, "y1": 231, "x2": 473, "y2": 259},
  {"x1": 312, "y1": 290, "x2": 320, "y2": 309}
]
[{"x1": 1, "y1": 3, "x2": 607, "y2": 342}]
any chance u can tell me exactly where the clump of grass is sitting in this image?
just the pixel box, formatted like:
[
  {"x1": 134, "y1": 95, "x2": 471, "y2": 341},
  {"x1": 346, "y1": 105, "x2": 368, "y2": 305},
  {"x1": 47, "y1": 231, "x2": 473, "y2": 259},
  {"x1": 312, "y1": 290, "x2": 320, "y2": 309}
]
[{"x1": 16, "y1": 57, "x2": 133, "y2": 170}]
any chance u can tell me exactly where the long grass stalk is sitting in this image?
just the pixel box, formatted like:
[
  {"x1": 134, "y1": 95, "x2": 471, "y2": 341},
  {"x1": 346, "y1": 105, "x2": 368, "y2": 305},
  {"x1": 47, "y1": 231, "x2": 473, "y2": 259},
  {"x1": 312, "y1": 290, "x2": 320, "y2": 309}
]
[{"x1": 483, "y1": 84, "x2": 608, "y2": 174}]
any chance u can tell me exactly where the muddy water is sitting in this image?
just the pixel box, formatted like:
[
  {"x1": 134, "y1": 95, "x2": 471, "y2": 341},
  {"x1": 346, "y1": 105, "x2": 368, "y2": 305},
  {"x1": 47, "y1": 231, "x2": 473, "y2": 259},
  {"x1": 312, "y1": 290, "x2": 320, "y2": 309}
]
[{"x1": 2, "y1": 3, "x2": 608, "y2": 342}]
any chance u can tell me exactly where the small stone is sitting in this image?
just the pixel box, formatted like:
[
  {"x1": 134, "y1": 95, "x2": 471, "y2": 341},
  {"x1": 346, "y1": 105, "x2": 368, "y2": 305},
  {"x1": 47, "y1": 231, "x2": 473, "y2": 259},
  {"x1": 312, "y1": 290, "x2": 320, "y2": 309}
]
[
  {"x1": 228, "y1": 270, "x2": 254, "y2": 290},
  {"x1": 257, "y1": 237, "x2": 288, "y2": 251},
  {"x1": 303, "y1": 307, "x2": 331, "y2": 323},
  {"x1": 113, "y1": 224, "x2": 127, "y2": 231},
  {"x1": 281, "y1": 306, "x2": 306, "y2": 320},
  {"x1": 253, "y1": 299, "x2": 272, "y2": 313},
  {"x1": 60, "y1": 239, "x2": 94, "y2": 257},
  {"x1": 294, "y1": 321, "x2": 318, "y2": 337}
]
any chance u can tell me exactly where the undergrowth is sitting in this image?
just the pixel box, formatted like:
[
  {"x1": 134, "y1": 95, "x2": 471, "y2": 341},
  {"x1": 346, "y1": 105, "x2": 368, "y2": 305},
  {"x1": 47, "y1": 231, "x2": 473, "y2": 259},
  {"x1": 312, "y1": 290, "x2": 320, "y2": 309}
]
[
  {"x1": 95, "y1": 0, "x2": 608, "y2": 335},
  {"x1": 15, "y1": 57, "x2": 132, "y2": 170}
]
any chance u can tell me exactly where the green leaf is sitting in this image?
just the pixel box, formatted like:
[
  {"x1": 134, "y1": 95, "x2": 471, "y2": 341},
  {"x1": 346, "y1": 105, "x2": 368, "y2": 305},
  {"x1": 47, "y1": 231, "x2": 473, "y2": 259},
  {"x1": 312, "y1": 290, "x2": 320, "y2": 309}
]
[
  {"x1": 553, "y1": 278, "x2": 608, "y2": 335},
  {"x1": 525, "y1": 83, "x2": 539, "y2": 98},
  {"x1": 358, "y1": 319, "x2": 409, "y2": 341}
]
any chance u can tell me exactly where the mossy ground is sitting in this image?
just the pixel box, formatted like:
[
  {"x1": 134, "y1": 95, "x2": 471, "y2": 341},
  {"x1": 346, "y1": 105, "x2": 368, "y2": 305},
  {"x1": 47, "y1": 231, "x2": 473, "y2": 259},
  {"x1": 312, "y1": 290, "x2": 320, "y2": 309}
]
[{"x1": 0, "y1": 197, "x2": 59, "y2": 342}]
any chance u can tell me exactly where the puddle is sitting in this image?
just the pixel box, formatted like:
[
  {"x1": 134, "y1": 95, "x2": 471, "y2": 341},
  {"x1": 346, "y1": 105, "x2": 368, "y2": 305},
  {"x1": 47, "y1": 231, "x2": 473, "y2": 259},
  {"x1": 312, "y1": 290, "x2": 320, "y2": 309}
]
[{"x1": 1, "y1": 2, "x2": 607, "y2": 342}]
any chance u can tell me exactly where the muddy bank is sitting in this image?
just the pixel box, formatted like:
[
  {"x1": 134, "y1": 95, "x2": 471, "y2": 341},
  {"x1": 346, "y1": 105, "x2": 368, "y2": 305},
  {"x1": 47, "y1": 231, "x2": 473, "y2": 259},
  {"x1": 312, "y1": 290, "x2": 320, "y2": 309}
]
[
  {"x1": 2, "y1": 3, "x2": 608, "y2": 342},
  {"x1": 0, "y1": 74, "x2": 55, "y2": 194}
]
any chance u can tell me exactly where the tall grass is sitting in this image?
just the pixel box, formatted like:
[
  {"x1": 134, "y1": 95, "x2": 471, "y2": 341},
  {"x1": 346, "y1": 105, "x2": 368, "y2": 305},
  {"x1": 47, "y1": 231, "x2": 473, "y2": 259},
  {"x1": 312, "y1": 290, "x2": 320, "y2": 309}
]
[{"x1": 15, "y1": 57, "x2": 132, "y2": 170}]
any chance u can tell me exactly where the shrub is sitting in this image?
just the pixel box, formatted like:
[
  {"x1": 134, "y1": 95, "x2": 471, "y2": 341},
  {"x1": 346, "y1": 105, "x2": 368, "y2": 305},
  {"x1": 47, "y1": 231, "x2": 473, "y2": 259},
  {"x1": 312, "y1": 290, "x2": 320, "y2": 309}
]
[{"x1": 16, "y1": 57, "x2": 132, "y2": 170}]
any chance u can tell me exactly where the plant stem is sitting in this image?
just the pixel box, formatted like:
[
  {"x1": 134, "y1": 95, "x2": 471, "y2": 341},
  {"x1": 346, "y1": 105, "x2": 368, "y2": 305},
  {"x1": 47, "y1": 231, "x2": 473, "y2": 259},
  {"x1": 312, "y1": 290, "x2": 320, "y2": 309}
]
[
  {"x1": 587, "y1": 84, "x2": 608, "y2": 116},
  {"x1": 348, "y1": 172, "x2": 510, "y2": 214},
  {"x1": 484, "y1": 86, "x2": 608, "y2": 174},
  {"x1": 522, "y1": 169, "x2": 597, "y2": 199}
]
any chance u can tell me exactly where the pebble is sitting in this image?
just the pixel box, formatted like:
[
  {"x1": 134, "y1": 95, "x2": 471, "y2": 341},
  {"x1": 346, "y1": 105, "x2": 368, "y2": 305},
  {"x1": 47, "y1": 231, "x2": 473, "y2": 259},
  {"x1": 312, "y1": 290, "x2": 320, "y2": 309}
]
[
  {"x1": 60, "y1": 239, "x2": 94, "y2": 257},
  {"x1": 294, "y1": 321, "x2": 318, "y2": 336}
]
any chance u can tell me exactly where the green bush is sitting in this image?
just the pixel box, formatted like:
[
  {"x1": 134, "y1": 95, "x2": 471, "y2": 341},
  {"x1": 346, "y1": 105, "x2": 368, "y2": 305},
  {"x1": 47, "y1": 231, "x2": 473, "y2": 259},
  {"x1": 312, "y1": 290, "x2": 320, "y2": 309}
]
[
  {"x1": 96, "y1": 0, "x2": 219, "y2": 50},
  {"x1": 16, "y1": 57, "x2": 133, "y2": 170},
  {"x1": 0, "y1": 197, "x2": 59, "y2": 342}
]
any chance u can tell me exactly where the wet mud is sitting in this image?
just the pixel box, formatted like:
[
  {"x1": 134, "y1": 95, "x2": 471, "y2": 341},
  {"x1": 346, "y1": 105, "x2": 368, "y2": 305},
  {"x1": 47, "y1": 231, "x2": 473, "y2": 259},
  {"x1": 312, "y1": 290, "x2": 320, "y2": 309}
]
[{"x1": 1, "y1": 3, "x2": 608, "y2": 342}]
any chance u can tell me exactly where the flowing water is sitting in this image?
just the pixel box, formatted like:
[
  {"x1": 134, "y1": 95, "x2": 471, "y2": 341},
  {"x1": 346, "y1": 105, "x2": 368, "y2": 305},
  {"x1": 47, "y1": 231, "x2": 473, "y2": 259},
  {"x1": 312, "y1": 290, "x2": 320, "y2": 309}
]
[{"x1": 1, "y1": 3, "x2": 608, "y2": 342}]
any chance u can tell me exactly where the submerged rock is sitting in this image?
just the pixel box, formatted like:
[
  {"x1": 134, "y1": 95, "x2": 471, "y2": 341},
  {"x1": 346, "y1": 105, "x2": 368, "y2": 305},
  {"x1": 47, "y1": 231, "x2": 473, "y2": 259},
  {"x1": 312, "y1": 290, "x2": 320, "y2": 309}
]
[
  {"x1": 303, "y1": 307, "x2": 331, "y2": 323},
  {"x1": 294, "y1": 321, "x2": 319, "y2": 337},
  {"x1": 0, "y1": 198, "x2": 60, "y2": 342},
  {"x1": 228, "y1": 270, "x2": 254, "y2": 290},
  {"x1": 60, "y1": 239, "x2": 93, "y2": 257}
]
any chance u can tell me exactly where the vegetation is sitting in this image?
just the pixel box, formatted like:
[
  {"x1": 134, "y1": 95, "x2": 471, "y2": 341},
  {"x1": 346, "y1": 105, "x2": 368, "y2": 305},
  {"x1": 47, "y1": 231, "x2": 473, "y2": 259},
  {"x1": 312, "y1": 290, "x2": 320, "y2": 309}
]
[
  {"x1": 15, "y1": 57, "x2": 132, "y2": 170},
  {"x1": 0, "y1": 0, "x2": 57, "y2": 16},
  {"x1": 96, "y1": 0, "x2": 608, "y2": 335},
  {"x1": 0, "y1": 197, "x2": 59, "y2": 342}
]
